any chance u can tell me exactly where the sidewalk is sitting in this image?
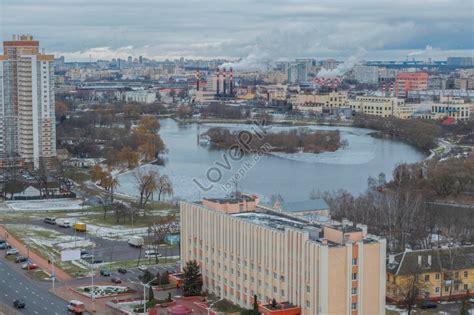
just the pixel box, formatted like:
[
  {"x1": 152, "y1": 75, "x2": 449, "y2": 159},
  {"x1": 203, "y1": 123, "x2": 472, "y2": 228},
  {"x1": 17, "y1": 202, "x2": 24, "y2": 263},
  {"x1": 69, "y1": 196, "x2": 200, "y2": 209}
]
[{"x1": 0, "y1": 224, "x2": 73, "y2": 281}]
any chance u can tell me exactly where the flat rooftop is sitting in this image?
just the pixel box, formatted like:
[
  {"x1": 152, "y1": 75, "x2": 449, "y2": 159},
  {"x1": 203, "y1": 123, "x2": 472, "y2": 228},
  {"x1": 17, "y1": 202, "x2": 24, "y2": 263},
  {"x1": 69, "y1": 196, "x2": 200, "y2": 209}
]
[{"x1": 232, "y1": 212, "x2": 306, "y2": 231}]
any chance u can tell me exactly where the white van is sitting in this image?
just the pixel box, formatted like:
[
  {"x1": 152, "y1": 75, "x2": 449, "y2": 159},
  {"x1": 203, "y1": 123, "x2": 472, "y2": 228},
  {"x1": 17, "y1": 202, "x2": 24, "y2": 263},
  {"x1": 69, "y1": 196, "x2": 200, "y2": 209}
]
[
  {"x1": 67, "y1": 300, "x2": 85, "y2": 314},
  {"x1": 128, "y1": 236, "x2": 144, "y2": 248},
  {"x1": 56, "y1": 218, "x2": 71, "y2": 228}
]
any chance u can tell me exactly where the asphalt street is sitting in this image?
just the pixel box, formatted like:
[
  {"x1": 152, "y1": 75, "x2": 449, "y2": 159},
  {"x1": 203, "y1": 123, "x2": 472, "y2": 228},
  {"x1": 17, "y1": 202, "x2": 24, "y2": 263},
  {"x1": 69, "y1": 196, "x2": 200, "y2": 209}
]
[{"x1": 0, "y1": 258, "x2": 69, "y2": 315}]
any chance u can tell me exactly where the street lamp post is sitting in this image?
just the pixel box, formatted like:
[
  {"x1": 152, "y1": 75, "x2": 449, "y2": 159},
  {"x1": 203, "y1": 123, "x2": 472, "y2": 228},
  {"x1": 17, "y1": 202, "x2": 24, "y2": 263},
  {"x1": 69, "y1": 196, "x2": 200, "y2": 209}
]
[
  {"x1": 208, "y1": 298, "x2": 225, "y2": 315},
  {"x1": 141, "y1": 277, "x2": 157, "y2": 314}
]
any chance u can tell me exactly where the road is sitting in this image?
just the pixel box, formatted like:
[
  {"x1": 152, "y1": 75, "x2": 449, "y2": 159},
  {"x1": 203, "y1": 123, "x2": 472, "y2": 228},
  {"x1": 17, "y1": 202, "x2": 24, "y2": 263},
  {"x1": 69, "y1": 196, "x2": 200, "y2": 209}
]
[{"x1": 0, "y1": 258, "x2": 68, "y2": 315}]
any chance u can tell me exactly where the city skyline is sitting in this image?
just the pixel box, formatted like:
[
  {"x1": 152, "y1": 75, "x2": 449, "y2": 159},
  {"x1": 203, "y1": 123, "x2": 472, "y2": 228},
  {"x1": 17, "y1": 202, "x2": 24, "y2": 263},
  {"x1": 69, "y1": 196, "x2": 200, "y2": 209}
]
[{"x1": 1, "y1": 0, "x2": 473, "y2": 66}]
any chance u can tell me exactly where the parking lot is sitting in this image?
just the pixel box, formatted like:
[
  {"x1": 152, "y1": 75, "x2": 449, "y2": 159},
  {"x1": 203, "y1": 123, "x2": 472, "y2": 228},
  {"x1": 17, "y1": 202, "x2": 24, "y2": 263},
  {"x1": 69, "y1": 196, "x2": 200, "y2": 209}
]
[{"x1": 30, "y1": 219, "x2": 179, "y2": 263}]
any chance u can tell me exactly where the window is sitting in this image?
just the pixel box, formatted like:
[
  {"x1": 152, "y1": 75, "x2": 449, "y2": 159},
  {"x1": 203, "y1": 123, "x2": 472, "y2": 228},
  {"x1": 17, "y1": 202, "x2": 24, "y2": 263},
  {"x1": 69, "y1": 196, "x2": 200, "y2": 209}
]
[
  {"x1": 424, "y1": 275, "x2": 430, "y2": 282},
  {"x1": 352, "y1": 258, "x2": 358, "y2": 265},
  {"x1": 351, "y1": 302, "x2": 357, "y2": 310},
  {"x1": 435, "y1": 287, "x2": 440, "y2": 293},
  {"x1": 281, "y1": 289, "x2": 285, "y2": 296},
  {"x1": 445, "y1": 287, "x2": 449, "y2": 293},
  {"x1": 306, "y1": 300, "x2": 310, "y2": 308},
  {"x1": 435, "y1": 273, "x2": 440, "y2": 280},
  {"x1": 273, "y1": 286, "x2": 277, "y2": 293},
  {"x1": 454, "y1": 285, "x2": 459, "y2": 291},
  {"x1": 351, "y1": 287, "x2": 358, "y2": 295},
  {"x1": 352, "y1": 273, "x2": 358, "y2": 280},
  {"x1": 464, "y1": 271, "x2": 468, "y2": 278},
  {"x1": 306, "y1": 286, "x2": 310, "y2": 293},
  {"x1": 455, "y1": 271, "x2": 459, "y2": 278},
  {"x1": 464, "y1": 284, "x2": 469, "y2": 291}
]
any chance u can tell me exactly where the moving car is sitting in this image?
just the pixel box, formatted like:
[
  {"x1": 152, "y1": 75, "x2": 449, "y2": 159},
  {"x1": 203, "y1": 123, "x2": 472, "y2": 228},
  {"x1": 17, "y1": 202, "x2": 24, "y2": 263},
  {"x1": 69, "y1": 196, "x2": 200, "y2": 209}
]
[
  {"x1": 21, "y1": 263, "x2": 38, "y2": 270},
  {"x1": 111, "y1": 277, "x2": 122, "y2": 284},
  {"x1": 13, "y1": 299, "x2": 25, "y2": 309},
  {"x1": 67, "y1": 300, "x2": 85, "y2": 314},
  {"x1": 44, "y1": 217, "x2": 56, "y2": 225},
  {"x1": 100, "y1": 269, "x2": 111, "y2": 276},
  {"x1": 117, "y1": 268, "x2": 127, "y2": 274},
  {"x1": 15, "y1": 256, "x2": 29, "y2": 263},
  {"x1": 6, "y1": 248, "x2": 18, "y2": 256},
  {"x1": 145, "y1": 249, "x2": 162, "y2": 258}
]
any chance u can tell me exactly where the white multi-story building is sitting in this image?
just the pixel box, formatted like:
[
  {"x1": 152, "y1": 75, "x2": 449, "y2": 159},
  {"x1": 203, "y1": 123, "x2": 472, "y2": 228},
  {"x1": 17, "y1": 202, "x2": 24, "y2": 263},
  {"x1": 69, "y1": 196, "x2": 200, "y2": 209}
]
[
  {"x1": 180, "y1": 197, "x2": 387, "y2": 315},
  {"x1": 0, "y1": 34, "x2": 56, "y2": 169},
  {"x1": 354, "y1": 66, "x2": 379, "y2": 84}
]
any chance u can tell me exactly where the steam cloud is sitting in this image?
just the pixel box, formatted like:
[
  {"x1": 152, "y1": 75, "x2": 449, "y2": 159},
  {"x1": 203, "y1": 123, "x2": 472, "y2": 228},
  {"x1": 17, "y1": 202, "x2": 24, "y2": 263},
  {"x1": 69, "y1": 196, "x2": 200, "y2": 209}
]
[{"x1": 316, "y1": 48, "x2": 366, "y2": 78}]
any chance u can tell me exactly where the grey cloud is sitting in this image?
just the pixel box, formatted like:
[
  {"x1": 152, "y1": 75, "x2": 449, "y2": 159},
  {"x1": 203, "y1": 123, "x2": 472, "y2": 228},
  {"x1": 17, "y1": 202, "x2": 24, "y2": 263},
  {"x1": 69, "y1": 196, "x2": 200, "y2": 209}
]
[{"x1": 0, "y1": 0, "x2": 472, "y2": 61}]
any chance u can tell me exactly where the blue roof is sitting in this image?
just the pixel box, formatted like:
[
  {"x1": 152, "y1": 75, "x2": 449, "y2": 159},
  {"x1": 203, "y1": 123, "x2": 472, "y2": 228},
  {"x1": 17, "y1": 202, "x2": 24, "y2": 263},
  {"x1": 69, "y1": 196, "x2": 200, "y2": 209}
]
[{"x1": 279, "y1": 199, "x2": 329, "y2": 212}]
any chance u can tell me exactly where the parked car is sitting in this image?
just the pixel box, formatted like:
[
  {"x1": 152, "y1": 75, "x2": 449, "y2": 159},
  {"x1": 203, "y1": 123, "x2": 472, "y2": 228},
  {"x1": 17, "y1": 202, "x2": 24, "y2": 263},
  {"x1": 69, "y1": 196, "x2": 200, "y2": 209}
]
[
  {"x1": 6, "y1": 248, "x2": 18, "y2": 256},
  {"x1": 81, "y1": 254, "x2": 93, "y2": 260},
  {"x1": 92, "y1": 258, "x2": 103, "y2": 264},
  {"x1": 0, "y1": 242, "x2": 10, "y2": 250},
  {"x1": 15, "y1": 256, "x2": 29, "y2": 263},
  {"x1": 13, "y1": 299, "x2": 25, "y2": 309},
  {"x1": 100, "y1": 269, "x2": 110, "y2": 276},
  {"x1": 21, "y1": 263, "x2": 38, "y2": 270},
  {"x1": 111, "y1": 277, "x2": 122, "y2": 284},
  {"x1": 138, "y1": 265, "x2": 148, "y2": 272},
  {"x1": 43, "y1": 217, "x2": 56, "y2": 225},
  {"x1": 420, "y1": 301, "x2": 437, "y2": 309}
]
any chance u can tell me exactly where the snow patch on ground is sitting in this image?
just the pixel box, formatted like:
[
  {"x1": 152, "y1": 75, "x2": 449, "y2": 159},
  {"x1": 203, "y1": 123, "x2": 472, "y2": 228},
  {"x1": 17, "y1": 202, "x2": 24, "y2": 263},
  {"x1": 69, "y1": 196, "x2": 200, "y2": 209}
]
[{"x1": 5, "y1": 199, "x2": 85, "y2": 211}]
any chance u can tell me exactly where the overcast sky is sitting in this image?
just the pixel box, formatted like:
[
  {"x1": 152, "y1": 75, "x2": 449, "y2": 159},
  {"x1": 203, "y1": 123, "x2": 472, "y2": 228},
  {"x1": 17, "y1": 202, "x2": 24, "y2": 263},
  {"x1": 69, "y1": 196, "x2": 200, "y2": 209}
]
[{"x1": 0, "y1": 0, "x2": 473, "y2": 63}]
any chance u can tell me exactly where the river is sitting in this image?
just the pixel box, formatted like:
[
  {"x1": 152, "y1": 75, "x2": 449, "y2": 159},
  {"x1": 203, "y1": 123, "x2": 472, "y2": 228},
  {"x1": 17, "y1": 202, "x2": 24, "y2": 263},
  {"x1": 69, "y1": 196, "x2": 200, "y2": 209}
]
[{"x1": 116, "y1": 119, "x2": 426, "y2": 202}]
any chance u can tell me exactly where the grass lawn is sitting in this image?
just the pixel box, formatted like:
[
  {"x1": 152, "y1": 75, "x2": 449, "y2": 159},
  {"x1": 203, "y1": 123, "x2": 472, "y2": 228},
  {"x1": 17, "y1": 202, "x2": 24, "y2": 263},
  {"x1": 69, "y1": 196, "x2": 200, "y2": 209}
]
[
  {"x1": 26, "y1": 269, "x2": 52, "y2": 281},
  {"x1": 105, "y1": 257, "x2": 179, "y2": 270},
  {"x1": 212, "y1": 299, "x2": 247, "y2": 312}
]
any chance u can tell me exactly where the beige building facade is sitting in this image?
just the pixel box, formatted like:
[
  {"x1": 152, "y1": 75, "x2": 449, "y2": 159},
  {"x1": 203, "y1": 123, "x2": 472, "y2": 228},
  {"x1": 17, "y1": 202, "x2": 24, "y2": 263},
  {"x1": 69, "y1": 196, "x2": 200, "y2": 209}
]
[
  {"x1": 350, "y1": 96, "x2": 413, "y2": 119},
  {"x1": 180, "y1": 198, "x2": 386, "y2": 315},
  {"x1": 291, "y1": 91, "x2": 348, "y2": 111}
]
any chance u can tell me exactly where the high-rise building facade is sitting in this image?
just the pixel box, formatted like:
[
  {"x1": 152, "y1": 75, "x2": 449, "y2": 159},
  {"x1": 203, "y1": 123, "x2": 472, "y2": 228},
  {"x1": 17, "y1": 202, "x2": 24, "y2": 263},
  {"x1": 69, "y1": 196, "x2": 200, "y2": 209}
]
[
  {"x1": 180, "y1": 197, "x2": 386, "y2": 315},
  {"x1": 0, "y1": 35, "x2": 56, "y2": 169}
]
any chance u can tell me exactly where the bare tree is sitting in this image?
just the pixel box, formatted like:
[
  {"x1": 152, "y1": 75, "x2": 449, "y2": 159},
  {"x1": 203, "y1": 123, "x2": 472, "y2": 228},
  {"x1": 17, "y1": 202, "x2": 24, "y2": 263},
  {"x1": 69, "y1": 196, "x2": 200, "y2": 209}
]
[
  {"x1": 156, "y1": 175, "x2": 173, "y2": 201},
  {"x1": 135, "y1": 169, "x2": 159, "y2": 207}
]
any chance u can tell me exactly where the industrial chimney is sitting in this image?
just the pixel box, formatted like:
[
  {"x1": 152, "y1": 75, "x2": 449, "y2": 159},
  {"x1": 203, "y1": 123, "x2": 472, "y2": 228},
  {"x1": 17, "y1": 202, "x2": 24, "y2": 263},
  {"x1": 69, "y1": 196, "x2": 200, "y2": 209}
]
[
  {"x1": 223, "y1": 67, "x2": 227, "y2": 96},
  {"x1": 230, "y1": 67, "x2": 234, "y2": 96},
  {"x1": 196, "y1": 69, "x2": 200, "y2": 91},
  {"x1": 215, "y1": 67, "x2": 220, "y2": 96}
]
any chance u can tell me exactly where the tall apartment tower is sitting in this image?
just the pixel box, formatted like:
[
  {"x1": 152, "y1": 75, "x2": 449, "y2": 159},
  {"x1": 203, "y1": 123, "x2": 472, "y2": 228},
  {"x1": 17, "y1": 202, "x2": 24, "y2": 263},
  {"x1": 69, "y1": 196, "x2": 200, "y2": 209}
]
[{"x1": 0, "y1": 34, "x2": 56, "y2": 169}]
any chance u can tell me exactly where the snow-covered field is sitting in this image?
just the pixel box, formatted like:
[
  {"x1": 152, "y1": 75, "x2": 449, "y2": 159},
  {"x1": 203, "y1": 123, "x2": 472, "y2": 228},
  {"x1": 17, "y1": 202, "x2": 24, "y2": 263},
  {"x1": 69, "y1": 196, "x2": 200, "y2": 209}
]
[
  {"x1": 5, "y1": 198, "x2": 84, "y2": 211},
  {"x1": 5, "y1": 224, "x2": 94, "y2": 250}
]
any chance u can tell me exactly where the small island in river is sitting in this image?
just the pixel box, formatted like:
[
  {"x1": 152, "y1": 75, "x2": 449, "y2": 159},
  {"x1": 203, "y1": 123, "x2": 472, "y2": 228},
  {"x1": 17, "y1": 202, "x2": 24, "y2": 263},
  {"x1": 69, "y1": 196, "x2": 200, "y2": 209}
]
[{"x1": 204, "y1": 127, "x2": 347, "y2": 154}]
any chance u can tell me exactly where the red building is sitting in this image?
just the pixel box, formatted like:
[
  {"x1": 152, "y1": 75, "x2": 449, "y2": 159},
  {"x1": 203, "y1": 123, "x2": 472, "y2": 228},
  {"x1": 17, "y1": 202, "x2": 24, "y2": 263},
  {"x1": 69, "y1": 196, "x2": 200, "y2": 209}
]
[{"x1": 395, "y1": 72, "x2": 428, "y2": 97}]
